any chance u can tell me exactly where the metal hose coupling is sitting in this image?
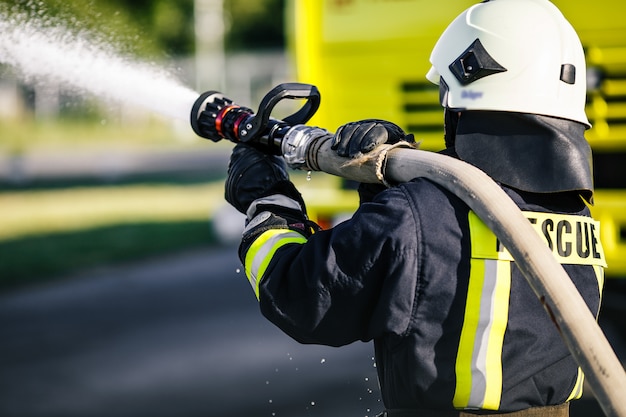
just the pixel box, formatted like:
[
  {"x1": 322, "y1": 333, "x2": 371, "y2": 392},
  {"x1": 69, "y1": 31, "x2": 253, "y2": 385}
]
[{"x1": 281, "y1": 125, "x2": 333, "y2": 171}]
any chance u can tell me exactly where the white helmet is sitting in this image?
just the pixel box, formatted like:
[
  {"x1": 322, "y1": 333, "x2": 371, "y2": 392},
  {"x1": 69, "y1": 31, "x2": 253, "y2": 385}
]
[{"x1": 426, "y1": 0, "x2": 590, "y2": 128}]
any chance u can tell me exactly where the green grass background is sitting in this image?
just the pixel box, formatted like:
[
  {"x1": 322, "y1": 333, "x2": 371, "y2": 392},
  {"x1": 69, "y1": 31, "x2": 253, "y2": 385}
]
[{"x1": 0, "y1": 118, "x2": 223, "y2": 292}]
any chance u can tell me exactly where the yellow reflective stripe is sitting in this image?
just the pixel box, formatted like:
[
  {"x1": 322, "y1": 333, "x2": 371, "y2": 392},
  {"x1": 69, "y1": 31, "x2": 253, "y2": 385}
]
[
  {"x1": 468, "y1": 210, "x2": 503, "y2": 260},
  {"x1": 484, "y1": 259, "x2": 510, "y2": 409},
  {"x1": 459, "y1": 210, "x2": 605, "y2": 410},
  {"x1": 566, "y1": 368, "x2": 585, "y2": 401},
  {"x1": 455, "y1": 258, "x2": 485, "y2": 408},
  {"x1": 244, "y1": 229, "x2": 307, "y2": 299},
  {"x1": 454, "y1": 257, "x2": 511, "y2": 410}
]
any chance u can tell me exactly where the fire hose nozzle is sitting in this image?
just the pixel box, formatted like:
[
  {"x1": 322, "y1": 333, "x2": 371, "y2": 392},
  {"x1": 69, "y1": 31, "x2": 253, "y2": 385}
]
[
  {"x1": 190, "y1": 91, "x2": 252, "y2": 143},
  {"x1": 190, "y1": 83, "x2": 322, "y2": 154}
]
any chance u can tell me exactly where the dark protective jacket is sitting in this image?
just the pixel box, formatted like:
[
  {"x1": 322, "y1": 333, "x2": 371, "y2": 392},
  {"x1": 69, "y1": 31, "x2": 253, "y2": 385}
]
[{"x1": 240, "y1": 177, "x2": 605, "y2": 412}]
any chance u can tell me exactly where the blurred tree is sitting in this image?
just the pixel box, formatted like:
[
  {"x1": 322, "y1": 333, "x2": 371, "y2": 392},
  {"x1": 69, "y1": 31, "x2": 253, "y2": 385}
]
[
  {"x1": 0, "y1": 0, "x2": 195, "y2": 57},
  {"x1": 105, "y1": 0, "x2": 196, "y2": 56},
  {"x1": 0, "y1": 0, "x2": 285, "y2": 56},
  {"x1": 224, "y1": 0, "x2": 285, "y2": 50}
]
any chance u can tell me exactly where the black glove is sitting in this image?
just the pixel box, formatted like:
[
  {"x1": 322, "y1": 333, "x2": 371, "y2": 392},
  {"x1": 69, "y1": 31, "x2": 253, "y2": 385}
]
[
  {"x1": 331, "y1": 119, "x2": 415, "y2": 158},
  {"x1": 225, "y1": 143, "x2": 299, "y2": 214},
  {"x1": 331, "y1": 119, "x2": 414, "y2": 203}
]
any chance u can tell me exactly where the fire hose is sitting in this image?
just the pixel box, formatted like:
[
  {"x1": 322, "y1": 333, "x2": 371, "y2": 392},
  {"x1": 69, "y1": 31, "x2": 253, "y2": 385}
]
[{"x1": 190, "y1": 82, "x2": 626, "y2": 417}]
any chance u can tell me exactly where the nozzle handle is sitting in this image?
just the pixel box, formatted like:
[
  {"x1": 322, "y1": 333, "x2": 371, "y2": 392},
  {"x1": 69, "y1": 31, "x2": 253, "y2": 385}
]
[
  {"x1": 190, "y1": 83, "x2": 321, "y2": 146},
  {"x1": 239, "y1": 83, "x2": 321, "y2": 141}
]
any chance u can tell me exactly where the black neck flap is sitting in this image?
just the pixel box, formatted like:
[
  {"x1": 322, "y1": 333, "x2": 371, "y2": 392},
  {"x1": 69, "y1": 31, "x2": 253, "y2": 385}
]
[{"x1": 452, "y1": 111, "x2": 593, "y2": 203}]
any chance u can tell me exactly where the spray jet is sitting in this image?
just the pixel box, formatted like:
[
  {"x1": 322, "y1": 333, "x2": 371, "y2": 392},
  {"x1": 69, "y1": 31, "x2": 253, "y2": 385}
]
[{"x1": 190, "y1": 83, "x2": 626, "y2": 417}]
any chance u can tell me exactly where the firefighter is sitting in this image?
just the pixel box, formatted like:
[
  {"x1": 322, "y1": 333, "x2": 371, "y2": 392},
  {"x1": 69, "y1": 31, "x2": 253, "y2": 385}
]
[{"x1": 223, "y1": 0, "x2": 605, "y2": 415}]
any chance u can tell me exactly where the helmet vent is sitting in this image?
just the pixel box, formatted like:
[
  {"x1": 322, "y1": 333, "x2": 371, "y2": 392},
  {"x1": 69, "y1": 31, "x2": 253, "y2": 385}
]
[
  {"x1": 560, "y1": 64, "x2": 576, "y2": 84},
  {"x1": 449, "y1": 38, "x2": 507, "y2": 86}
]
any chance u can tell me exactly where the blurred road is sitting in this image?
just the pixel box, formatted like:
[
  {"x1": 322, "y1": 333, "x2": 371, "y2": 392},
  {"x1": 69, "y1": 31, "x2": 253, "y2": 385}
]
[
  {"x1": 0, "y1": 246, "x2": 620, "y2": 417},
  {"x1": 0, "y1": 147, "x2": 230, "y2": 184},
  {"x1": 0, "y1": 246, "x2": 381, "y2": 417}
]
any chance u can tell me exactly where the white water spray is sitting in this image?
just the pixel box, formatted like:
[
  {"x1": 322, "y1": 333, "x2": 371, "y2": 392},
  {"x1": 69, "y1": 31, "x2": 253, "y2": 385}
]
[{"x1": 0, "y1": 10, "x2": 198, "y2": 121}]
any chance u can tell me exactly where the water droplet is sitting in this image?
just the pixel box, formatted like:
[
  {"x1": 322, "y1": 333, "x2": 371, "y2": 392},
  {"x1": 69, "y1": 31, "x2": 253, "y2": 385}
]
[
  {"x1": 265, "y1": 380, "x2": 270, "y2": 385},
  {"x1": 235, "y1": 268, "x2": 241, "y2": 274},
  {"x1": 320, "y1": 358, "x2": 326, "y2": 364},
  {"x1": 306, "y1": 171, "x2": 312, "y2": 181},
  {"x1": 365, "y1": 377, "x2": 369, "y2": 381},
  {"x1": 310, "y1": 401, "x2": 315, "y2": 406},
  {"x1": 269, "y1": 399, "x2": 273, "y2": 404}
]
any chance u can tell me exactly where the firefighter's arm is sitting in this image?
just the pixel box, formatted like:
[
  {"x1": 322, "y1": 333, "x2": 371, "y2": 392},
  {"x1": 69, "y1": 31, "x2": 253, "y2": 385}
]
[{"x1": 224, "y1": 143, "x2": 318, "y2": 299}]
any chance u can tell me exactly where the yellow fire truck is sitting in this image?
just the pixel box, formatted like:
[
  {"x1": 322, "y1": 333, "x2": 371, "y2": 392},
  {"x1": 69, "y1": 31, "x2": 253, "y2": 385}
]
[{"x1": 286, "y1": 0, "x2": 626, "y2": 279}]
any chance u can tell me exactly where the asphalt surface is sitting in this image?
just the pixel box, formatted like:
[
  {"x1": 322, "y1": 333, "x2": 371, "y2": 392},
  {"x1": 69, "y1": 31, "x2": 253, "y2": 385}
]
[
  {"x1": 0, "y1": 246, "x2": 621, "y2": 417},
  {"x1": 0, "y1": 147, "x2": 230, "y2": 185},
  {"x1": 0, "y1": 246, "x2": 381, "y2": 417}
]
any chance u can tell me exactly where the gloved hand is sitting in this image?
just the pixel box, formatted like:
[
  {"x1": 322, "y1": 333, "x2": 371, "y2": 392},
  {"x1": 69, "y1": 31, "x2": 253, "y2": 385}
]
[
  {"x1": 331, "y1": 119, "x2": 415, "y2": 203},
  {"x1": 331, "y1": 119, "x2": 415, "y2": 158},
  {"x1": 225, "y1": 143, "x2": 296, "y2": 214}
]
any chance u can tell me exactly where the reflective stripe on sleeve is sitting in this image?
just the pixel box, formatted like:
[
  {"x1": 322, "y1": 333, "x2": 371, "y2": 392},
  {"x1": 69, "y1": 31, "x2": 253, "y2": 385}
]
[{"x1": 244, "y1": 228, "x2": 307, "y2": 299}]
